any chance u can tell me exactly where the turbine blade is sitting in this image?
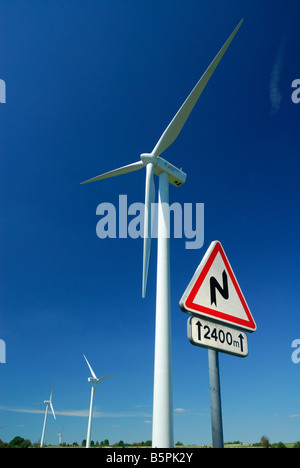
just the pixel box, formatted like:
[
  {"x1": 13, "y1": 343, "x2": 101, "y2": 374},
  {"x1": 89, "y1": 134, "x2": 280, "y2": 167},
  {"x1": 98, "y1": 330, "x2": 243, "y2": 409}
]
[
  {"x1": 49, "y1": 383, "x2": 54, "y2": 402},
  {"x1": 142, "y1": 163, "x2": 155, "y2": 298},
  {"x1": 152, "y1": 19, "x2": 243, "y2": 157},
  {"x1": 97, "y1": 372, "x2": 119, "y2": 382},
  {"x1": 80, "y1": 160, "x2": 144, "y2": 184},
  {"x1": 50, "y1": 402, "x2": 56, "y2": 420},
  {"x1": 83, "y1": 354, "x2": 98, "y2": 380}
]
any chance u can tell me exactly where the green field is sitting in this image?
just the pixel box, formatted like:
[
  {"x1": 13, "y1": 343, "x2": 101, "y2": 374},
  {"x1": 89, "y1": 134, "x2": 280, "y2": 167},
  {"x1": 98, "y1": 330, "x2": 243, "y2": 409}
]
[
  {"x1": 2, "y1": 436, "x2": 300, "y2": 448},
  {"x1": 25, "y1": 442, "x2": 300, "y2": 449}
]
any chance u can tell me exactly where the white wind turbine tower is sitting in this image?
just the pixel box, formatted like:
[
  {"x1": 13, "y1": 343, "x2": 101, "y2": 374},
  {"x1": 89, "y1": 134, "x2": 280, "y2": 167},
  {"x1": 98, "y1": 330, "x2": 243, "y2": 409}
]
[
  {"x1": 81, "y1": 19, "x2": 243, "y2": 447},
  {"x1": 83, "y1": 354, "x2": 117, "y2": 448},
  {"x1": 40, "y1": 384, "x2": 56, "y2": 448}
]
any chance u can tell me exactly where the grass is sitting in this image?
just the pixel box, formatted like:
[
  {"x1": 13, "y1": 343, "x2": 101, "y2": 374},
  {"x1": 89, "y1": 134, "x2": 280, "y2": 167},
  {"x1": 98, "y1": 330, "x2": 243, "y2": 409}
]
[{"x1": 40, "y1": 442, "x2": 298, "y2": 448}]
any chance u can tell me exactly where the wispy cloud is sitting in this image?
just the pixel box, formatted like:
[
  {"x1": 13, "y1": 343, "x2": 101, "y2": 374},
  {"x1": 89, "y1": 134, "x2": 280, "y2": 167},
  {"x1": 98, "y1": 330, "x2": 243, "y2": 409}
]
[
  {"x1": 0, "y1": 404, "x2": 195, "y2": 419},
  {"x1": 0, "y1": 405, "x2": 151, "y2": 419},
  {"x1": 0, "y1": 406, "x2": 44, "y2": 415},
  {"x1": 269, "y1": 35, "x2": 287, "y2": 114},
  {"x1": 174, "y1": 408, "x2": 186, "y2": 413}
]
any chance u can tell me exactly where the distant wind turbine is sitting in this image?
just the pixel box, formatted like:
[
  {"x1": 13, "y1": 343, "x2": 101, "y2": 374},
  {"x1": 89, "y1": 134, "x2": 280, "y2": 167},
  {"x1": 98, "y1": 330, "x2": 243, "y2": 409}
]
[
  {"x1": 40, "y1": 383, "x2": 56, "y2": 448},
  {"x1": 57, "y1": 426, "x2": 64, "y2": 445},
  {"x1": 83, "y1": 354, "x2": 117, "y2": 449},
  {"x1": 81, "y1": 19, "x2": 243, "y2": 447}
]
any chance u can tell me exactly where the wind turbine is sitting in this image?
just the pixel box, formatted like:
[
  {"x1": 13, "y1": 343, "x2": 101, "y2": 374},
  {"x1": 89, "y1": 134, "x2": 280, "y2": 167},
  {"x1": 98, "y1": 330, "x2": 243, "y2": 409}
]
[
  {"x1": 81, "y1": 19, "x2": 243, "y2": 447},
  {"x1": 57, "y1": 426, "x2": 64, "y2": 445},
  {"x1": 40, "y1": 383, "x2": 56, "y2": 448},
  {"x1": 83, "y1": 354, "x2": 117, "y2": 448}
]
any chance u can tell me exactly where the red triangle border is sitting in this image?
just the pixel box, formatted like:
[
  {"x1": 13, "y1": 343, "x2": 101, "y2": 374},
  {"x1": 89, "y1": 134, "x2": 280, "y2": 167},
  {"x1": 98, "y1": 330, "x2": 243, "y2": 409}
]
[{"x1": 184, "y1": 242, "x2": 256, "y2": 331}]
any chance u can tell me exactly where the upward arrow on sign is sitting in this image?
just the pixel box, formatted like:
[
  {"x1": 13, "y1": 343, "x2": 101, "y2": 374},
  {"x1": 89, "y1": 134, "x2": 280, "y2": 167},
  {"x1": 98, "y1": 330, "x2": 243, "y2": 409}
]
[{"x1": 179, "y1": 241, "x2": 257, "y2": 332}]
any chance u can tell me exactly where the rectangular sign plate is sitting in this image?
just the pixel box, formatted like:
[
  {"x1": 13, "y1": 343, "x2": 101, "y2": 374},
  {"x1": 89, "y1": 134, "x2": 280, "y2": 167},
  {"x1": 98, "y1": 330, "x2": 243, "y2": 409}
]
[{"x1": 187, "y1": 316, "x2": 248, "y2": 357}]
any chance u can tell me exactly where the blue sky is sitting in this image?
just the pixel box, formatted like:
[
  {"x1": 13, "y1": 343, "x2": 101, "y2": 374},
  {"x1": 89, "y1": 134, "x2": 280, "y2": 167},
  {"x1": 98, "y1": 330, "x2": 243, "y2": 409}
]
[{"x1": 1, "y1": 0, "x2": 300, "y2": 446}]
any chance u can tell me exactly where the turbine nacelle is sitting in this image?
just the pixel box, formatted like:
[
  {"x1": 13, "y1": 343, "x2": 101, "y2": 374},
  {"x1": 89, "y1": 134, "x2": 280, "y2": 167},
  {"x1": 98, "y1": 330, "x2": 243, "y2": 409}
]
[
  {"x1": 156, "y1": 157, "x2": 186, "y2": 187},
  {"x1": 140, "y1": 153, "x2": 186, "y2": 187}
]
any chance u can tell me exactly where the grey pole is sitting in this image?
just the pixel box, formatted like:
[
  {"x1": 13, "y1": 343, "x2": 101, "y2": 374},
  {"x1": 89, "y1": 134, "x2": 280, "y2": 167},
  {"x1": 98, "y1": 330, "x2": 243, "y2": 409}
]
[{"x1": 208, "y1": 349, "x2": 224, "y2": 448}]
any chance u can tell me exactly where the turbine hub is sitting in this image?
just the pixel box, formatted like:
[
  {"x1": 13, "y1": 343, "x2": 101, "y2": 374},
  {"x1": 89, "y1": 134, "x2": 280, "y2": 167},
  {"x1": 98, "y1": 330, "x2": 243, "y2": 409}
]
[
  {"x1": 140, "y1": 153, "x2": 157, "y2": 166},
  {"x1": 88, "y1": 377, "x2": 98, "y2": 384}
]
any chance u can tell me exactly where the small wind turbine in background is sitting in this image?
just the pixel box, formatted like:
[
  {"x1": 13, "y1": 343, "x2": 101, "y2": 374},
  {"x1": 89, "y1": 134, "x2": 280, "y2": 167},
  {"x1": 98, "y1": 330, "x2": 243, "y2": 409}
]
[
  {"x1": 40, "y1": 383, "x2": 56, "y2": 448},
  {"x1": 81, "y1": 19, "x2": 243, "y2": 447},
  {"x1": 83, "y1": 354, "x2": 117, "y2": 449},
  {"x1": 57, "y1": 426, "x2": 64, "y2": 446}
]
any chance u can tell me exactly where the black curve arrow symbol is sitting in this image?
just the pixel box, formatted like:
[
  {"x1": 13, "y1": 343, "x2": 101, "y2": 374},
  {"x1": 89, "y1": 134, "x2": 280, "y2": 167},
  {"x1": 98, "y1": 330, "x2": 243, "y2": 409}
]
[{"x1": 210, "y1": 270, "x2": 229, "y2": 306}]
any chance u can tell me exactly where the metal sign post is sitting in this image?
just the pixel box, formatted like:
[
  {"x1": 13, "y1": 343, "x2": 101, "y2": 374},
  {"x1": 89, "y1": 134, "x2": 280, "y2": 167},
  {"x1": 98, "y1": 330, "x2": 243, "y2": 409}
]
[{"x1": 208, "y1": 349, "x2": 223, "y2": 448}]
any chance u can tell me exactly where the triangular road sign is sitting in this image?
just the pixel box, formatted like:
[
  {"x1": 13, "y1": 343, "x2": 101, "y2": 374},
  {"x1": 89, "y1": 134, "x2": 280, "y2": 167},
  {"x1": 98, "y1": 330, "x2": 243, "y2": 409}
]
[{"x1": 180, "y1": 241, "x2": 256, "y2": 332}]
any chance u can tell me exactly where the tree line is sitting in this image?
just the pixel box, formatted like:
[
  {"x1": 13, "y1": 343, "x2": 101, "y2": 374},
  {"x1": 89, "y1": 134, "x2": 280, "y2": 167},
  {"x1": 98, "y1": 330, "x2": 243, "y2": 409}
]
[
  {"x1": 1, "y1": 435, "x2": 300, "y2": 448},
  {"x1": 0, "y1": 436, "x2": 152, "y2": 448}
]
